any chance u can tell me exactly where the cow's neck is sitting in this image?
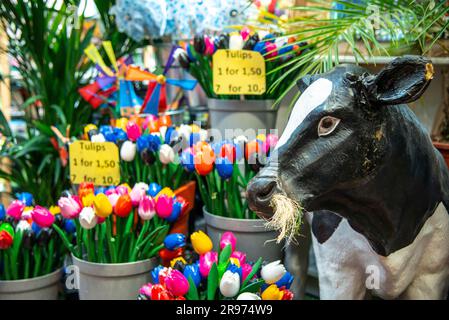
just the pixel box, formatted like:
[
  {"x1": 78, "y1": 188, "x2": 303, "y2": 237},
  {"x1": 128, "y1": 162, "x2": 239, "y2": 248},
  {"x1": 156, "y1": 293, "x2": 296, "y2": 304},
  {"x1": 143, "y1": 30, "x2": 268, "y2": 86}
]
[{"x1": 324, "y1": 105, "x2": 449, "y2": 256}]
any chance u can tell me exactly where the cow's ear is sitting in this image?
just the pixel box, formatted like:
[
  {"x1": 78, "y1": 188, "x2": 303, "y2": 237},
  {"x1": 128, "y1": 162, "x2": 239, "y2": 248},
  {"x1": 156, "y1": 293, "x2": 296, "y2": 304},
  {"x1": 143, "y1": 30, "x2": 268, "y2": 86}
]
[
  {"x1": 362, "y1": 56, "x2": 433, "y2": 105},
  {"x1": 296, "y1": 74, "x2": 314, "y2": 93}
]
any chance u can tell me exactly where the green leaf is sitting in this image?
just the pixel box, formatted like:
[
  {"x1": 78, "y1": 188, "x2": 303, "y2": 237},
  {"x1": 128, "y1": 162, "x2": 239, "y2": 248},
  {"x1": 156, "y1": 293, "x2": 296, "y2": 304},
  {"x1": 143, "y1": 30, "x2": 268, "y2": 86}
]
[
  {"x1": 239, "y1": 279, "x2": 265, "y2": 294},
  {"x1": 218, "y1": 244, "x2": 232, "y2": 266},
  {"x1": 241, "y1": 257, "x2": 263, "y2": 289},
  {"x1": 185, "y1": 276, "x2": 199, "y2": 300},
  {"x1": 207, "y1": 263, "x2": 219, "y2": 300}
]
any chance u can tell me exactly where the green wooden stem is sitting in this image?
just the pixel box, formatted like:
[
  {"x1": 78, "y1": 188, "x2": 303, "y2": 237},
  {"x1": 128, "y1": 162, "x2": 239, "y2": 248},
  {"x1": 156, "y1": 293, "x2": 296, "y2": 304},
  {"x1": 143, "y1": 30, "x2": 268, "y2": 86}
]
[{"x1": 105, "y1": 218, "x2": 117, "y2": 263}]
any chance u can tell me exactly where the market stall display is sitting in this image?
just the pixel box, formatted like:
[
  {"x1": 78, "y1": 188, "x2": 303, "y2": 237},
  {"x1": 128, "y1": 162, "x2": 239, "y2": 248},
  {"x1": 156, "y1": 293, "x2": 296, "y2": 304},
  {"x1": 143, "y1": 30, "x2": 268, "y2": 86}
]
[
  {"x1": 182, "y1": 133, "x2": 283, "y2": 262},
  {"x1": 138, "y1": 230, "x2": 294, "y2": 300},
  {"x1": 0, "y1": 193, "x2": 72, "y2": 299},
  {"x1": 53, "y1": 181, "x2": 188, "y2": 299}
]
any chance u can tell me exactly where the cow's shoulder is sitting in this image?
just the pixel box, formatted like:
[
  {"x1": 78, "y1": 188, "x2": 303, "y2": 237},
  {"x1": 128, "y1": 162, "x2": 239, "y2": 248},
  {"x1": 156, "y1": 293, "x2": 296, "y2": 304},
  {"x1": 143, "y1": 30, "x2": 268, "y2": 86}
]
[{"x1": 311, "y1": 210, "x2": 342, "y2": 244}]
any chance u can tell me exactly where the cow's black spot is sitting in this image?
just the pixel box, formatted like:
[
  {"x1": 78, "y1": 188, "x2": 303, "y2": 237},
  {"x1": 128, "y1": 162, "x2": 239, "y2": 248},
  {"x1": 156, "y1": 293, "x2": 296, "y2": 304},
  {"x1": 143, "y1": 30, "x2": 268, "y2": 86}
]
[{"x1": 311, "y1": 211, "x2": 342, "y2": 244}]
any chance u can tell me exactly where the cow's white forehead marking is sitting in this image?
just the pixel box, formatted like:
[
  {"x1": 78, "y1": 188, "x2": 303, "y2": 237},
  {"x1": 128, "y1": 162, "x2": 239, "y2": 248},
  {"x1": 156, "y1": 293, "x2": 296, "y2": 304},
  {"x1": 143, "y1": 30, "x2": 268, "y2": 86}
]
[{"x1": 276, "y1": 78, "x2": 333, "y2": 149}]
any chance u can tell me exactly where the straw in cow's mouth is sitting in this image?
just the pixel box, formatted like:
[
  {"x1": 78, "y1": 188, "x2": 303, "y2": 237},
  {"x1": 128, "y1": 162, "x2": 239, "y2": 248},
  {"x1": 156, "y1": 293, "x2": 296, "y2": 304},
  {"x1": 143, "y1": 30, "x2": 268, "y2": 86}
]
[{"x1": 267, "y1": 193, "x2": 304, "y2": 244}]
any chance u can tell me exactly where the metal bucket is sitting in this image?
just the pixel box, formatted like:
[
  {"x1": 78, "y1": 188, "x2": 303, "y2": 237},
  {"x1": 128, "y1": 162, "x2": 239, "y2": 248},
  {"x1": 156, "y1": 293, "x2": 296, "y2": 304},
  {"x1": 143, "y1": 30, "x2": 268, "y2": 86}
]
[
  {"x1": 203, "y1": 208, "x2": 284, "y2": 263},
  {"x1": 0, "y1": 268, "x2": 62, "y2": 300},
  {"x1": 207, "y1": 99, "x2": 278, "y2": 138},
  {"x1": 72, "y1": 255, "x2": 157, "y2": 300}
]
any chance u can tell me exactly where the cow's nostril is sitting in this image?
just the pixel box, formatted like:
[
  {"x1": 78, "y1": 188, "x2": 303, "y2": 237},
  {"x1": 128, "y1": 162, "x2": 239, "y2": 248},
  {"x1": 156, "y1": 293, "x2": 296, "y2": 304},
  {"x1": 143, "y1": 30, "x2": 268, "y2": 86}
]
[{"x1": 257, "y1": 181, "x2": 277, "y2": 200}]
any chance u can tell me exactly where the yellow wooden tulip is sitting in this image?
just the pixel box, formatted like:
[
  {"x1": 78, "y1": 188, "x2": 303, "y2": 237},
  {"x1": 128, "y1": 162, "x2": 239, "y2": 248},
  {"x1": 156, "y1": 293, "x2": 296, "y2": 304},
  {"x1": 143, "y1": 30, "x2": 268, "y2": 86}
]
[
  {"x1": 115, "y1": 118, "x2": 129, "y2": 132},
  {"x1": 261, "y1": 284, "x2": 284, "y2": 300},
  {"x1": 190, "y1": 230, "x2": 213, "y2": 255},
  {"x1": 256, "y1": 133, "x2": 266, "y2": 142},
  {"x1": 93, "y1": 193, "x2": 113, "y2": 218},
  {"x1": 49, "y1": 205, "x2": 61, "y2": 215},
  {"x1": 82, "y1": 193, "x2": 95, "y2": 207},
  {"x1": 155, "y1": 187, "x2": 174, "y2": 201}
]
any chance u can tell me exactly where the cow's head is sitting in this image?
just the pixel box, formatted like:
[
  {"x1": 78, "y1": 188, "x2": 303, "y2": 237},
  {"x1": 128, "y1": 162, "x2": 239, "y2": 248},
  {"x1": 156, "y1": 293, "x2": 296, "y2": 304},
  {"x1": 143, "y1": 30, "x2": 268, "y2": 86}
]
[{"x1": 247, "y1": 56, "x2": 434, "y2": 245}]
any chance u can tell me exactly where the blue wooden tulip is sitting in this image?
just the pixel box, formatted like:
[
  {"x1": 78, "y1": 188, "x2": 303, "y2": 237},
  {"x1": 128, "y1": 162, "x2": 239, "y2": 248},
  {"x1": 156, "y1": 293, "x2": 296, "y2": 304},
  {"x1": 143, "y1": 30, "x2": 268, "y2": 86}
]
[
  {"x1": 99, "y1": 125, "x2": 114, "y2": 137},
  {"x1": 183, "y1": 264, "x2": 201, "y2": 287},
  {"x1": 95, "y1": 187, "x2": 107, "y2": 195},
  {"x1": 189, "y1": 132, "x2": 201, "y2": 147},
  {"x1": 63, "y1": 219, "x2": 76, "y2": 234},
  {"x1": 147, "y1": 183, "x2": 162, "y2": 197},
  {"x1": 180, "y1": 150, "x2": 195, "y2": 172},
  {"x1": 166, "y1": 201, "x2": 182, "y2": 223},
  {"x1": 104, "y1": 131, "x2": 117, "y2": 143},
  {"x1": 0, "y1": 204, "x2": 5, "y2": 221},
  {"x1": 163, "y1": 233, "x2": 186, "y2": 250},
  {"x1": 31, "y1": 221, "x2": 41, "y2": 235},
  {"x1": 275, "y1": 271, "x2": 294, "y2": 289},
  {"x1": 216, "y1": 157, "x2": 233, "y2": 179},
  {"x1": 136, "y1": 135, "x2": 150, "y2": 152},
  {"x1": 151, "y1": 265, "x2": 164, "y2": 284},
  {"x1": 16, "y1": 192, "x2": 33, "y2": 206},
  {"x1": 147, "y1": 134, "x2": 161, "y2": 152},
  {"x1": 113, "y1": 128, "x2": 128, "y2": 143}
]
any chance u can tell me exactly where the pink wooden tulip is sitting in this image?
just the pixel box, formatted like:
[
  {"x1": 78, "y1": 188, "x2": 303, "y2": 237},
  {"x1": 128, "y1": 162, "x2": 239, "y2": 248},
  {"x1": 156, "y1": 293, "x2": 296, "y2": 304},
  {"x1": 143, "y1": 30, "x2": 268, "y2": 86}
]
[
  {"x1": 138, "y1": 196, "x2": 156, "y2": 220},
  {"x1": 165, "y1": 269, "x2": 189, "y2": 296},
  {"x1": 116, "y1": 185, "x2": 130, "y2": 196},
  {"x1": 58, "y1": 196, "x2": 82, "y2": 219},
  {"x1": 266, "y1": 42, "x2": 278, "y2": 58},
  {"x1": 107, "y1": 193, "x2": 120, "y2": 208},
  {"x1": 156, "y1": 194, "x2": 173, "y2": 219},
  {"x1": 242, "y1": 263, "x2": 253, "y2": 281},
  {"x1": 130, "y1": 184, "x2": 146, "y2": 206},
  {"x1": 6, "y1": 200, "x2": 25, "y2": 220},
  {"x1": 263, "y1": 134, "x2": 279, "y2": 153},
  {"x1": 231, "y1": 251, "x2": 246, "y2": 266},
  {"x1": 199, "y1": 251, "x2": 218, "y2": 277},
  {"x1": 142, "y1": 115, "x2": 158, "y2": 131},
  {"x1": 204, "y1": 36, "x2": 215, "y2": 55},
  {"x1": 139, "y1": 284, "x2": 152, "y2": 296},
  {"x1": 31, "y1": 205, "x2": 55, "y2": 228},
  {"x1": 220, "y1": 231, "x2": 237, "y2": 251},
  {"x1": 126, "y1": 121, "x2": 141, "y2": 141},
  {"x1": 241, "y1": 27, "x2": 250, "y2": 41}
]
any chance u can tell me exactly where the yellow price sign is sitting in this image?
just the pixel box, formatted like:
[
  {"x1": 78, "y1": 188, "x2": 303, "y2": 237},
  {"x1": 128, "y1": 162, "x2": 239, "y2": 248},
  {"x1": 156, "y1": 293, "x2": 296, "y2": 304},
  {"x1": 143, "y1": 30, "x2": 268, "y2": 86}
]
[
  {"x1": 213, "y1": 49, "x2": 266, "y2": 95},
  {"x1": 69, "y1": 141, "x2": 120, "y2": 186}
]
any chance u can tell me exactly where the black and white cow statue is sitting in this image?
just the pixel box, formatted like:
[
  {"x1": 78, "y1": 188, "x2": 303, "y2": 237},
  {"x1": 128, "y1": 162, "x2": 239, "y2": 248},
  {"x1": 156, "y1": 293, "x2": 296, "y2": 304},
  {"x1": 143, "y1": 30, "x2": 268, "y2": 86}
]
[{"x1": 247, "y1": 56, "x2": 449, "y2": 299}]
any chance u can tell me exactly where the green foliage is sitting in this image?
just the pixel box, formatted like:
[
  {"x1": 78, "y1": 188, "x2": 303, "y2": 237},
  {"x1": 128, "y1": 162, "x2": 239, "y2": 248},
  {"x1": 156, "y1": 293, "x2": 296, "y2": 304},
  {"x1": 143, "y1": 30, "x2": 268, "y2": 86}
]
[{"x1": 0, "y1": 0, "x2": 147, "y2": 205}]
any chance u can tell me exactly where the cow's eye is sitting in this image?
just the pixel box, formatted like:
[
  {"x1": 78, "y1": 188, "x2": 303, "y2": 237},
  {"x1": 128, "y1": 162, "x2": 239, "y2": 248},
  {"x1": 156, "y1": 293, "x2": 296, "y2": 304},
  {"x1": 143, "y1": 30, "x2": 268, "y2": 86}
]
[{"x1": 318, "y1": 116, "x2": 340, "y2": 136}]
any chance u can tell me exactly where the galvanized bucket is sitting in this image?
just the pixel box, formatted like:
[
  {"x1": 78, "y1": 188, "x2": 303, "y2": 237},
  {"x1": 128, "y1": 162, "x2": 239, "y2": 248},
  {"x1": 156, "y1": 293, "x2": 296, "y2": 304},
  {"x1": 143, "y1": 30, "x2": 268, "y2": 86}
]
[
  {"x1": 203, "y1": 208, "x2": 284, "y2": 263},
  {"x1": 72, "y1": 255, "x2": 157, "y2": 300},
  {"x1": 0, "y1": 268, "x2": 62, "y2": 300},
  {"x1": 207, "y1": 99, "x2": 278, "y2": 139}
]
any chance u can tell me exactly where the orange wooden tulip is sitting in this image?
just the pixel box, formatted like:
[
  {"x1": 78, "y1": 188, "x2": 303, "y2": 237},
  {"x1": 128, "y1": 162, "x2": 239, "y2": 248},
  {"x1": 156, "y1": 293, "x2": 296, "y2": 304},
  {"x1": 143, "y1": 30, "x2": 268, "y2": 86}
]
[
  {"x1": 114, "y1": 194, "x2": 133, "y2": 218},
  {"x1": 148, "y1": 120, "x2": 160, "y2": 133},
  {"x1": 245, "y1": 140, "x2": 261, "y2": 160},
  {"x1": 194, "y1": 151, "x2": 214, "y2": 176},
  {"x1": 158, "y1": 115, "x2": 172, "y2": 127}
]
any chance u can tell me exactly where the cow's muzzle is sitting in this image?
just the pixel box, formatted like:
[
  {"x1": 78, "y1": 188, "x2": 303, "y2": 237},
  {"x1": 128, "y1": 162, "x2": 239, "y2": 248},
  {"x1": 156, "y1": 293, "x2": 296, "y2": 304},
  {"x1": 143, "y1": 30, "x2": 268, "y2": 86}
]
[{"x1": 246, "y1": 165, "x2": 280, "y2": 219}]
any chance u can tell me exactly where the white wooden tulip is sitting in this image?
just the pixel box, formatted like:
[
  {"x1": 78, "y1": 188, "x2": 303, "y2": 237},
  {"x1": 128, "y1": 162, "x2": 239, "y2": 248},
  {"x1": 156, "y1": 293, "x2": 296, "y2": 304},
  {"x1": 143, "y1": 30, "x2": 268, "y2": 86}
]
[
  {"x1": 219, "y1": 270, "x2": 240, "y2": 297},
  {"x1": 261, "y1": 260, "x2": 286, "y2": 284},
  {"x1": 91, "y1": 133, "x2": 106, "y2": 143},
  {"x1": 16, "y1": 220, "x2": 31, "y2": 232},
  {"x1": 79, "y1": 207, "x2": 97, "y2": 230},
  {"x1": 237, "y1": 292, "x2": 261, "y2": 300},
  {"x1": 120, "y1": 141, "x2": 136, "y2": 162},
  {"x1": 229, "y1": 34, "x2": 244, "y2": 50},
  {"x1": 159, "y1": 144, "x2": 175, "y2": 164}
]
